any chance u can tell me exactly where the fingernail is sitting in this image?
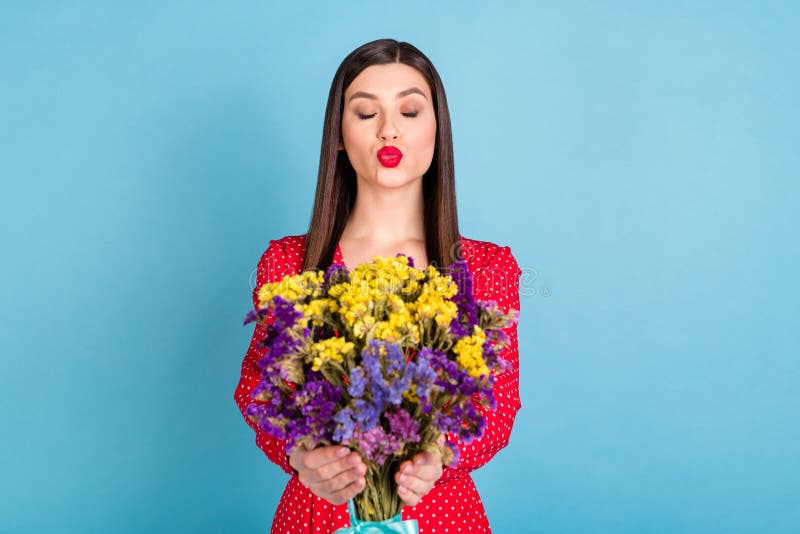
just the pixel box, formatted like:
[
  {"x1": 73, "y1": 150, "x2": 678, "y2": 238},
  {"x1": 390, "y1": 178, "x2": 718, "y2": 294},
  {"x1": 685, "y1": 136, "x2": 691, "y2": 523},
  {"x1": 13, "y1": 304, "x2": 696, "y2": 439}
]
[
  {"x1": 337, "y1": 448, "x2": 349, "y2": 458},
  {"x1": 414, "y1": 457, "x2": 425, "y2": 465},
  {"x1": 398, "y1": 475, "x2": 407, "y2": 484}
]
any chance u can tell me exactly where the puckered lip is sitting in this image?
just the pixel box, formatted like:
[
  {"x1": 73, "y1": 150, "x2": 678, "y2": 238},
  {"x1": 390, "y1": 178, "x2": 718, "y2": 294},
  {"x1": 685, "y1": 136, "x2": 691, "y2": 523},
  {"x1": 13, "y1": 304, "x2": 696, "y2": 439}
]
[{"x1": 377, "y1": 145, "x2": 403, "y2": 158}]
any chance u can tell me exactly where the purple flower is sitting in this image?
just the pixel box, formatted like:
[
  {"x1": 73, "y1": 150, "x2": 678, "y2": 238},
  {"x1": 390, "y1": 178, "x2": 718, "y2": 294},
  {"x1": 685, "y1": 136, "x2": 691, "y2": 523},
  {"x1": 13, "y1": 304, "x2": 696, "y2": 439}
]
[
  {"x1": 408, "y1": 348, "x2": 440, "y2": 401},
  {"x1": 248, "y1": 406, "x2": 287, "y2": 438},
  {"x1": 243, "y1": 306, "x2": 273, "y2": 326},
  {"x1": 245, "y1": 377, "x2": 295, "y2": 440},
  {"x1": 286, "y1": 375, "x2": 343, "y2": 448},
  {"x1": 383, "y1": 345, "x2": 410, "y2": 405},
  {"x1": 353, "y1": 397, "x2": 382, "y2": 429},
  {"x1": 271, "y1": 296, "x2": 303, "y2": 330},
  {"x1": 395, "y1": 252, "x2": 414, "y2": 268},
  {"x1": 244, "y1": 402, "x2": 267, "y2": 420},
  {"x1": 253, "y1": 295, "x2": 307, "y2": 378},
  {"x1": 352, "y1": 425, "x2": 403, "y2": 464},
  {"x1": 432, "y1": 400, "x2": 489, "y2": 444},
  {"x1": 422, "y1": 347, "x2": 476, "y2": 398},
  {"x1": 445, "y1": 440, "x2": 460, "y2": 467},
  {"x1": 246, "y1": 370, "x2": 347, "y2": 453},
  {"x1": 249, "y1": 376, "x2": 286, "y2": 411},
  {"x1": 385, "y1": 408, "x2": 420, "y2": 442},
  {"x1": 348, "y1": 367, "x2": 367, "y2": 398},
  {"x1": 333, "y1": 408, "x2": 356, "y2": 442},
  {"x1": 323, "y1": 263, "x2": 350, "y2": 292},
  {"x1": 447, "y1": 259, "x2": 478, "y2": 337},
  {"x1": 480, "y1": 333, "x2": 512, "y2": 373},
  {"x1": 343, "y1": 340, "x2": 417, "y2": 436}
]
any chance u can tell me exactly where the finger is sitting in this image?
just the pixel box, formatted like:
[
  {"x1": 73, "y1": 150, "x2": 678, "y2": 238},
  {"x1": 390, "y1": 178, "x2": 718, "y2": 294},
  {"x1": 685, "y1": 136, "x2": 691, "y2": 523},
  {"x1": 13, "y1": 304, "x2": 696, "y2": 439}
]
[
  {"x1": 406, "y1": 450, "x2": 441, "y2": 473},
  {"x1": 397, "y1": 484, "x2": 422, "y2": 507},
  {"x1": 317, "y1": 461, "x2": 367, "y2": 494},
  {"x1": 302, "y1": 445, "x2": 351, "y2": 470},
  {"x1": 397, "y1": 459, "x2": 413, "y2": 476},
  {"x1": 396, "y1": 469, "x2": 437, "y2": 496},
  {"x1": 401, "y1": 463, "x2": 442, "y2": 486},
  {"x1": 326, "y1": 475, "x2": 367, "y2": 506},
  {"x1": 396, "y1": 452, "x2": 443, "y2": 490},
  {"x1": 309, "y1": 452, "x2": 365, "y2": 483},
  {"x1": 416, "y1": 449, "x2": 443, "y2": 465},
  {"x1": 288, "y1": 448, "x2": 305, "y2": 472},
  {"x1": 395, "y1": 460, "x2": 438, "y2": 485},
  {"x1": 394, "y1": 452, "x2": 435, "y2": 483}
]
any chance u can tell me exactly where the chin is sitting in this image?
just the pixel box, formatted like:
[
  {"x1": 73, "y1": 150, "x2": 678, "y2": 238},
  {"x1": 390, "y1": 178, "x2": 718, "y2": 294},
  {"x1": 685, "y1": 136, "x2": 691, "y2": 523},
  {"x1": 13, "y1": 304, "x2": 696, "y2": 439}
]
[
  {"x1": 362, "y1": 168, "x2": 422, "y2": 189},
  {"x1": 374, "y1": 169, "x2": 423, "y2": 189}
]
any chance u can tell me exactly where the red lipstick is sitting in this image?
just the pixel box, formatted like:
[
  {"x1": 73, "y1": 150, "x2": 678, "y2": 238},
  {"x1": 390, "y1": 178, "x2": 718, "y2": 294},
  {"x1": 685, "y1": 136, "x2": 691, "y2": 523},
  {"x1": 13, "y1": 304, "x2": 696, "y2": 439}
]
[{"x1": 377, "y1": 145, "x2": 403, "y2": 168}]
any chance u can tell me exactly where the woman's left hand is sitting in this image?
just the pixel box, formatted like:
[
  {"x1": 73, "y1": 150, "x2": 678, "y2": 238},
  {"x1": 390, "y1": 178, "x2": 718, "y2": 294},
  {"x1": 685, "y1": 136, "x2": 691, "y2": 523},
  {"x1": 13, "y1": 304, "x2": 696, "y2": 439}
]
[{"x1": 394, "y1": 435, "x2": 446, "y2": 507}]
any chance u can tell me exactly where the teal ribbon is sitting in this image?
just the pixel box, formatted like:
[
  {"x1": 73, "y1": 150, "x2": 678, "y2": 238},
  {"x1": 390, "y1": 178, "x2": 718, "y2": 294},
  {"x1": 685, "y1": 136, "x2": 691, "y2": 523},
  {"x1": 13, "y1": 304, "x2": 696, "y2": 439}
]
[{"x1": 331, "y1": 500, "x2": 418, "y2": 534}]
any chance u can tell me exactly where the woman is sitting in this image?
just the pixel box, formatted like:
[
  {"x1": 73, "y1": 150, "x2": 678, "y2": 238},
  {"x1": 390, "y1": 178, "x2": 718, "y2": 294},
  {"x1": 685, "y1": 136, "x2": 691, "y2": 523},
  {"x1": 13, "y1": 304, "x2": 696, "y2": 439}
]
[{"x1": 234, "y1": 38, "x2": 522, "y2": 533}]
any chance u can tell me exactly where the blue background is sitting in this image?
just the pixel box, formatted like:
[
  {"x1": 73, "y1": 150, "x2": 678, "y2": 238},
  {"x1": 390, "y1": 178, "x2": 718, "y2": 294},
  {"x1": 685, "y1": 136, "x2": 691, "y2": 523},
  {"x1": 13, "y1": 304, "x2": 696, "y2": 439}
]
[{"x1": 1, "y1": 1, "x2": 798, "y2": 532}]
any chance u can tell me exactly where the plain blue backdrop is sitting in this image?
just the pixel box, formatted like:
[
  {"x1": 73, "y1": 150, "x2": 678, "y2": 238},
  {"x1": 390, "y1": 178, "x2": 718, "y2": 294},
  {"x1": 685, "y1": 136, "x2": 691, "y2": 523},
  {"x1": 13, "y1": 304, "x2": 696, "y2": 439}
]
[{"x1": 1, "y1": 1, "x2": 798, "y2": 533}]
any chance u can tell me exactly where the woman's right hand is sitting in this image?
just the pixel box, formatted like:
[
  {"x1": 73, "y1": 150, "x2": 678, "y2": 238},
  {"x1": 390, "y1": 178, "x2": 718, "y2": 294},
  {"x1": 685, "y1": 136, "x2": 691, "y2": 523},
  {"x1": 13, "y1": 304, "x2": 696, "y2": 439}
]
[{"x1": 288, "y1": 444, "x2": 367, "y2": 505}]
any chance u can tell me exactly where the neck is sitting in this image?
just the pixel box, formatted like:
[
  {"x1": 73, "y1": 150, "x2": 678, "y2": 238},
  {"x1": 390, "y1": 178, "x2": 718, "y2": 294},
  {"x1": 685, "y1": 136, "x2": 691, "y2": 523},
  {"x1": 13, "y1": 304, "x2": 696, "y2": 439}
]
[{"x1": 342, "y1": 180, "x2": 425, "y2": 243}]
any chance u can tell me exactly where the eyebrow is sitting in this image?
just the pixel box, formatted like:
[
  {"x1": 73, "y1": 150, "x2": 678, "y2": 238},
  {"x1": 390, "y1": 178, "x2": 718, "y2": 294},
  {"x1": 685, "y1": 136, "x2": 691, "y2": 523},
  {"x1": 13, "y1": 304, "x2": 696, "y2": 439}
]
[{"x1": 348, "y1": 87, "x2": 428, "y2": 104}]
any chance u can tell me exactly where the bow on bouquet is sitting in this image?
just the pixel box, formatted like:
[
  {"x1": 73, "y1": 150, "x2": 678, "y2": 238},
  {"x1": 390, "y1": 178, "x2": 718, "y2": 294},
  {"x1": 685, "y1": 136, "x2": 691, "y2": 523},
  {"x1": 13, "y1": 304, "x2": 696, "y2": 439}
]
[{"x1": 243, "y1": 254, "x2": 518, "y2": 533}]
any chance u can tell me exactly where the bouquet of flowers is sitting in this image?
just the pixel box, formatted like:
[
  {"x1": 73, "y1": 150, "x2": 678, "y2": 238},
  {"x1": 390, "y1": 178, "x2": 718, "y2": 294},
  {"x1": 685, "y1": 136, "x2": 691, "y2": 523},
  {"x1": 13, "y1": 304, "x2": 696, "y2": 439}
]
[{"x1": 243, "y1": 254, "x2": 518, "y2": 531}]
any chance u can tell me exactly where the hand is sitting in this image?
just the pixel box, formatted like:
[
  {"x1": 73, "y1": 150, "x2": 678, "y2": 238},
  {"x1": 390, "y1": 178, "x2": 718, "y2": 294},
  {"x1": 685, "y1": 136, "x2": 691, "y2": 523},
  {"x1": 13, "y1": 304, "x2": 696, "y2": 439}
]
[
  {"x1": 394, "y1": 435, "x2": 446, "y2": 507},
  {"x1": 289, "y1": 443, "x2": 367, "y2": 505}
]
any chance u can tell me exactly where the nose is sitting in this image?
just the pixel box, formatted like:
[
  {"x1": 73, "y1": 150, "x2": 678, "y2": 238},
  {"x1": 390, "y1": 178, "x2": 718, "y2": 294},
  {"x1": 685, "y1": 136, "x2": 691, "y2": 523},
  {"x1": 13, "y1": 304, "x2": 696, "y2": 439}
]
[{"x1": 378, "y1": 114, "x2": 399, "y2": 141}]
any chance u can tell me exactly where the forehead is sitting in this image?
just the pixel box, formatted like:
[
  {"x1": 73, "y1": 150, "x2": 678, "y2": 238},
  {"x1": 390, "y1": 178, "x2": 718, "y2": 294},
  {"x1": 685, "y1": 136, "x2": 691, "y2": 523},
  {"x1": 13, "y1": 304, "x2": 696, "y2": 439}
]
[{"x1": 345, "y1": 63, "x2": 432, "y2": 100}]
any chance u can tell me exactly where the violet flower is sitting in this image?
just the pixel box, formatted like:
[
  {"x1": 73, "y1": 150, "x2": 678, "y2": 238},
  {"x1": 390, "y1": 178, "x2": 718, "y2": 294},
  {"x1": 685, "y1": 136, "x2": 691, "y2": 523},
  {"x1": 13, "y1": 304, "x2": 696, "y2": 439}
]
[
  {"x1": 447, "y1": 259, "x2": 478, "y2": 337},
  {"x1": 385, "y1": 408, "x2": 420, "y2": 442},
  {"x1": 352, "y1": 425, "x2": 403, "y2": 464}
]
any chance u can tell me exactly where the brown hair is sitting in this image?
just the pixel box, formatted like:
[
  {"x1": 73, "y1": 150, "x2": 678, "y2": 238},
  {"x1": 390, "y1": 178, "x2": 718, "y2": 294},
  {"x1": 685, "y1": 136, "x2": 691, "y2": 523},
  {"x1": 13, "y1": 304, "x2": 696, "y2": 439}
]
[{"x1": 302, "y1": 38, "x2": 461, "y2": 272}]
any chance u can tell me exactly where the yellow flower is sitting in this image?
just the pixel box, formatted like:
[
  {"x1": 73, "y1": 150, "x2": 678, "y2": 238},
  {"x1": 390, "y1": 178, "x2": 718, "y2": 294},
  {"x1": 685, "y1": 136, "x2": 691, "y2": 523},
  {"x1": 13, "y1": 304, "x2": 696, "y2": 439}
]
[
  {"x1": 301, "y1": 298, "x2": 339, "y2": 327},
  {"x1": 403, "y1": 383, "x2": 419, "y2": 403},
  {"x1": 347, "y1": 255, "x2": 424, "y2": 297},
  {"x1": 373, "y1": 308, "x2": 420, "y2": 344},
  {"x1": 352, "y1": 315, "x2": 377, "y2": 338},
  {"x1": 337, "y1": 293, "x2": 372, "y2": 330},
  {"x1": 454, "y1": 326, "x2": 489, "y2": 378},
  {"x1": 415, "y1": 286, "x2": 458, "y2": 327},
  {"x1": 257, "y1": 271, "x2": 324, "y2": 307},
  {"x1": 310, "y1": 336, "x2": 355, "y2": 371}
]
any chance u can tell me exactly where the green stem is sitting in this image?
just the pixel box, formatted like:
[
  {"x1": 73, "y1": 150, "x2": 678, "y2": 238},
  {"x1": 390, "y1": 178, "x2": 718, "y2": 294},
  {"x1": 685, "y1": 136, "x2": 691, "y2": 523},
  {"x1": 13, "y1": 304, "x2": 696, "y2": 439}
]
[{"x1": 353, "y1": 460, "x2": 403, "y2": 522}]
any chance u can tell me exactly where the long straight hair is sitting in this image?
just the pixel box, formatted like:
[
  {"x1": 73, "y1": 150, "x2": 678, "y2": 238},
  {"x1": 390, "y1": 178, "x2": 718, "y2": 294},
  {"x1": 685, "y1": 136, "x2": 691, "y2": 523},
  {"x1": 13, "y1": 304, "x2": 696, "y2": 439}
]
[{"x1": 302, "y1": 38, "x2": 461, "y2": 273}]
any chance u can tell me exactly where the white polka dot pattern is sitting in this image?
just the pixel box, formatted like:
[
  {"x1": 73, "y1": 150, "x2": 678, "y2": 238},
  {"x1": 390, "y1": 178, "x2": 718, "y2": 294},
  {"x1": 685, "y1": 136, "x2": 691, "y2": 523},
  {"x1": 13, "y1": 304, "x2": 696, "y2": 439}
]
[{"x1": 234, "y1": 234, "x2": 522, "y2": 533}]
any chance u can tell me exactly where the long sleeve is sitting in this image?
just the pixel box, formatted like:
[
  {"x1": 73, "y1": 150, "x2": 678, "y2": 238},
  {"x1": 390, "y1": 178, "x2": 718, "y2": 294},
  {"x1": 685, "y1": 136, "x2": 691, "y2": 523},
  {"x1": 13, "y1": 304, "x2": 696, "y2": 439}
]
[
  {"x1": 233, "y1": 240, "x2": 295, "y2": 475},
  {"x1": 437, "y1": 245, "x2": 522, "y2": 485}
]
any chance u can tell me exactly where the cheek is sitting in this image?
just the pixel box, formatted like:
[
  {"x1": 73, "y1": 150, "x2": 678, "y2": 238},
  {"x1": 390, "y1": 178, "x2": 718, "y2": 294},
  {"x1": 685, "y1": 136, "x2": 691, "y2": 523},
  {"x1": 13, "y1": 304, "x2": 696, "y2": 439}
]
[
  {"x1": 414, "y1": 119, "x2": 437, "y2": 153},
  {"x1": 341, "y1": 122, "x2": 368, "y2": 154},
  {"x1": 340, "y1": 121, "x2": 354, "y2": 146}
]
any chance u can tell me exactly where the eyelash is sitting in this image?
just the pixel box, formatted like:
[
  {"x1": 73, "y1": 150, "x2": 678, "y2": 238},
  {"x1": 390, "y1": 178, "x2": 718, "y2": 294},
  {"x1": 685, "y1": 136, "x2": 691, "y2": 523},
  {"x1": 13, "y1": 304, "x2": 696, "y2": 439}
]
[{"x1": 357, "y1": 112, "x2": 418, "y2": 120}]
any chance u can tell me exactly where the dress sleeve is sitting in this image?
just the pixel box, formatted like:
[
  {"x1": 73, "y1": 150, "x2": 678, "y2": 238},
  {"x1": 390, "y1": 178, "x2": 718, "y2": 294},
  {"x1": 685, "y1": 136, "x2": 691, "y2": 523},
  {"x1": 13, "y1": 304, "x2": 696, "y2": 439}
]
[
  {"x1": 233, "y1": 239, "x2": 295, "y2": 475},
  {"x1": 436, "y1": 245, "x2": 522, "y2": 485}
]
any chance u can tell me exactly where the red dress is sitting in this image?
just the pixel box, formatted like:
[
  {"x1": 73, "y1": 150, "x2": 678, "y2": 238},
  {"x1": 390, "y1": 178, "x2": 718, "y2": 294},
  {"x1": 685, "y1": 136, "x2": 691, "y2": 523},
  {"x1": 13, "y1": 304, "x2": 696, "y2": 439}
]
[{"x1": 234, "y1": 234, "x2": 522, "y2": 533}]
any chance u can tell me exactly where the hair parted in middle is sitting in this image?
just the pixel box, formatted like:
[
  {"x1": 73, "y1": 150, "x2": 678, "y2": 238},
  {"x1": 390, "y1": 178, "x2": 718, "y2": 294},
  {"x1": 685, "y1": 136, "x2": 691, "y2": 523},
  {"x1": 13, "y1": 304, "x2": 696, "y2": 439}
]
[{"x1": 302, "y1": 38, "x2": 462, "y2": 273}]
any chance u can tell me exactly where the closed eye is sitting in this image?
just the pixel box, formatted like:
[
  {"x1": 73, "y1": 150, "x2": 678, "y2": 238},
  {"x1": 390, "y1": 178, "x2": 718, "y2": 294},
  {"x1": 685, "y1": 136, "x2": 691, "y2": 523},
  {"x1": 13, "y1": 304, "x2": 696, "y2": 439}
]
[{"x1": 357, "y1": 112, "x2": 419, "y2": 120}]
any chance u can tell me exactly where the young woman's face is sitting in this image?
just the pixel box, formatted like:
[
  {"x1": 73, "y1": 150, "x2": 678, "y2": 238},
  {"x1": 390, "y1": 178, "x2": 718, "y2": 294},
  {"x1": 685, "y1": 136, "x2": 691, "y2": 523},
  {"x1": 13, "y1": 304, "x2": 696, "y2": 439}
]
[{"x1": 340, "y1": 63, "x2": 437, "y2": 189}]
